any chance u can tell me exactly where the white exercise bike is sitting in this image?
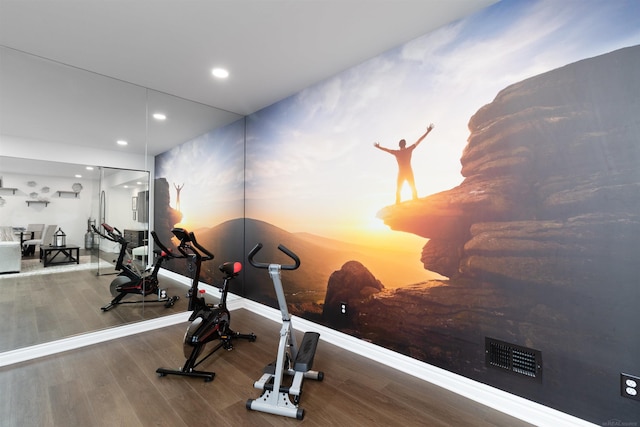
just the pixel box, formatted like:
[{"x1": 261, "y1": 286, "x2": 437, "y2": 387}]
[{"x1": 245, "y1": 243, "x2": 324, "y2": 420}]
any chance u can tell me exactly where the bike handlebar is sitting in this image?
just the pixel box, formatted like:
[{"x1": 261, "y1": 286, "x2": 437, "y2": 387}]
[
  {"x1": 248, "y1": 243, "x2": 300, "y2": 270},
  {"x1": 150, "y1": 231, "x2": 177, "y2": 258},
  {"x1": 92, "y1": 223, "x2": 124, "y2": 243},
  {"x1": 171, "y1": 227, "x2": 214, "y2": 261}
]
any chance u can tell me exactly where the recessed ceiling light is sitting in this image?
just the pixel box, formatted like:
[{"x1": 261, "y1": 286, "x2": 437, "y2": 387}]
[
  {"x1": 117, "y1": 140, "x2": 128, "y2": 146},
  {"x1": 86, "y1": 166, "x2": 94, "y2": 171},
  {"x1": 153, "y1": 113, "x2": 166, "y2": 121},
  {"x1": 211, "y1": 67, "x2": 229, "y2": 78},
  {"x1": 75, "y1": 174, "x2": 82, "y2": 178}
]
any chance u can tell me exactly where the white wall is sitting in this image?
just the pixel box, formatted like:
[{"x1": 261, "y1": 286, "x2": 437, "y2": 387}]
[
  {"x1": 95, "y1": 186, "x2": 148, "y2": 254},
  {"x1": 0, "y1": 171, "x2": 95, "y2": 246}
]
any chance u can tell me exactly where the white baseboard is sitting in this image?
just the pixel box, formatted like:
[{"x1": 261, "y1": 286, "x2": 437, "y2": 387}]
[
  {"x1": 0, "y1": 312, "x2": 190, "y2": 367},
  {"x1": 239, "y1": 298, "x2": 596, "y2": 427},
  {"x1": 0, "y1": 269, "x2": 596, "y2": 426}
]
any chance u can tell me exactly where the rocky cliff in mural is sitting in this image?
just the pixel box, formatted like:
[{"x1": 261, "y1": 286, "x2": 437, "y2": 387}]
[
  {"x1": 322, "y1": 46, "x2": 640, "y2": 415},
  {"x1": 380, "y1": 45, "x2": 640, "y2": 287},
  {"x1": 153, "y1": 177, "x2": 182, "y2": 247}
]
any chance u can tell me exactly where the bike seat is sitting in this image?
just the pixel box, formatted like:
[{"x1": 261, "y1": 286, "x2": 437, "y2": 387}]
[{"x1": 219, "y1": 261, "x2": 242, "y2": 277}]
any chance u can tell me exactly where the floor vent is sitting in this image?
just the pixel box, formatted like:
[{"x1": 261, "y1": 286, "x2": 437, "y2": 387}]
[{"x1": 485, "y1": 337, "x2": 542, "y2": 381}]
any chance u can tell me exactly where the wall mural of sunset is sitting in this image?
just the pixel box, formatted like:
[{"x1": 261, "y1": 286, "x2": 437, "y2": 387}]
[{"x1": 154, "y1": 1, "x2": 640, "y2": 424}]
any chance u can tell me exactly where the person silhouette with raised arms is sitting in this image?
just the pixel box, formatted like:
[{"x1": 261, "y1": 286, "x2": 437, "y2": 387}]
[
  {"x1": 374, "y1": 123, "x2": 435, "y2": 204},
  {"x1": 174, "y1": 182, "x2": 184, "y2": 212}
]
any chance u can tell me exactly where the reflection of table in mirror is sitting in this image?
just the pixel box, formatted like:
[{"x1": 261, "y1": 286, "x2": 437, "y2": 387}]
[{"x1": 40, "y1": 245, "x2": 80, "y2": 267}]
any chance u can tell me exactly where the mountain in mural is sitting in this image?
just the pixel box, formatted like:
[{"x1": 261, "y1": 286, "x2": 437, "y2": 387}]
[
  {"x1": 328, "y1": 45, "x2": 640, "y2": 422},
  {"x1": 151, "y1": 207, "x2": 437, "y2": 314},
  {"x1": 232, "y1": 218, "x2": 439, "y2": 313}
]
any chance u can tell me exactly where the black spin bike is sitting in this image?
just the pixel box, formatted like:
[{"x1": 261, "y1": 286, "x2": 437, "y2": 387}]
[
  {"x1": 156, "y1": 227, "x2": 256, "y2": 382},
  {"x1": 92, "y1": 223, "x2": 179, "y2": 311}
]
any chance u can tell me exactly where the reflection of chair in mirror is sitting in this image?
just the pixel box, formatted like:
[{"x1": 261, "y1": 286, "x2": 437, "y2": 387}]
[
  {"x1": 22, "y1": 224, "x2": 57, "y2": 256},
  {"x1": 20, "y1": 223, "x2": 44, "y2": 250},
  {"x1": 27, "y1": 223, "x2": 45, "y2": 239}
]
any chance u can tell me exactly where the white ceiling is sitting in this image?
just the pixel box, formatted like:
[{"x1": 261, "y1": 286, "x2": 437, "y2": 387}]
[{"x1": 0, "y1": 0, "x2": 495, "y2": 158}]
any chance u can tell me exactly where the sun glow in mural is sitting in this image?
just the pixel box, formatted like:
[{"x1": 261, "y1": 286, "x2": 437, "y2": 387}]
[
  {"x1": 367, "y1": 214, "x2": 388, "y2": 233},
  {"x1": 173, "y1": 214, "x2": 189, "y2": 230}
]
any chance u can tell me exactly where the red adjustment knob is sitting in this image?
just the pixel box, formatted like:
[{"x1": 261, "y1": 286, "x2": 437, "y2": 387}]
[{"x1": 199, "y1": 289, "x2": 206, "y2": 294}]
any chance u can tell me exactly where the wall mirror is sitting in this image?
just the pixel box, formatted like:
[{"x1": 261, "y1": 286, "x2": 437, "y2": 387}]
[{"x1": 0, "y1": 46, "x2": 242, "y2": 355}]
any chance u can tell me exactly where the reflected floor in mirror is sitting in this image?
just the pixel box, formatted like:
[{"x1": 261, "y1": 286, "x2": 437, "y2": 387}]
[
  {"x1": 0, "y1": 309, "x2": 533, "y2": 427},
  {"x1": 0, "y1": 249, "x2": 191, "y2": 353}
]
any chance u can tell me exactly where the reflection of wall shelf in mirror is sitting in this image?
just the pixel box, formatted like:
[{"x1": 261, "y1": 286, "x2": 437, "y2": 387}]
[
  {"x1": 26, "y1": 200, "x2": 50, "y2": 206},
  {"x1": 56, "y1": 190, "x2": 79, "y2": 198},
  {"x1": 0, "y1": 187, "x2": 18, "y2": 195}
]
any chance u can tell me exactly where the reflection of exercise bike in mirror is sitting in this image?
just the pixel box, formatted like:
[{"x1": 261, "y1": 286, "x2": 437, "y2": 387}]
[
  {"x1": 92, "y1": 223, "x2": 179, "y2": 312},
  {"x1": 246, "y1": 243, "x2": 324, "y2": 420},
  {"x1": 156, "y1": 228, "x2": 256, "y2": 382}
]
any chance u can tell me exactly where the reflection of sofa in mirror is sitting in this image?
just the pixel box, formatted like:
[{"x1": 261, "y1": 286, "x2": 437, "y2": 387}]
[{"x1": 0, "y1": 226, "x2": 21, "y2": 273}]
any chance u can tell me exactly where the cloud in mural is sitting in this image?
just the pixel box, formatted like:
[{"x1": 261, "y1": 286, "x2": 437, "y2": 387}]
[
  {"x1": 245, "y1": 0, "x2": 640, "y2": 239},
  {"x1": 155, "y1": 0, "x2": 640, "y2": 240},
  {"x1": 156, "y1": 120, "x2": 245, "y2": 227}
]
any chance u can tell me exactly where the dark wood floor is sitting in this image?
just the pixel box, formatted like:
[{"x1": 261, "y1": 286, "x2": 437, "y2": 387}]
[
  {"x1": 0, "y1": 308, "x2": 533, "y2": 426},
  {"x1": 0, "y1": 259, "x2": 533, "y2": 426},
  {"x1": 0, "y1": 254, "x2": 191, "y2": 352}
]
